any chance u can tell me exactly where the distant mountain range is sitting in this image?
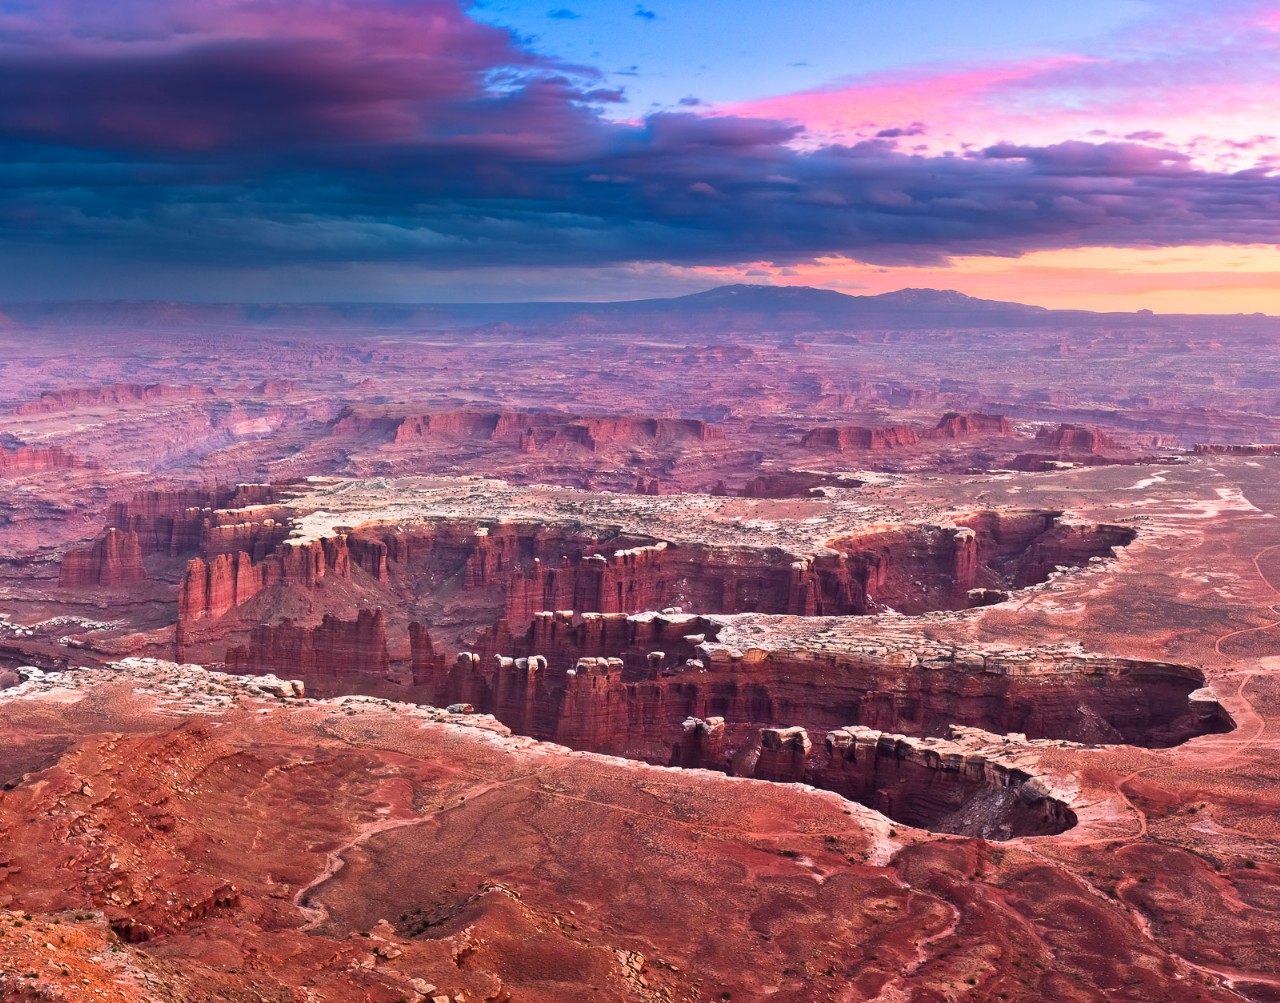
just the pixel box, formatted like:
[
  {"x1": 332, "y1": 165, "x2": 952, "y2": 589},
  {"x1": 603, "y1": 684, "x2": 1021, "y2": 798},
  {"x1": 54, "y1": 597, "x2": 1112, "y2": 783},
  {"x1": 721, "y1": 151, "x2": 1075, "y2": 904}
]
[{"x1": 1, "y1": 284, "x2": 1273, "y2": 335}]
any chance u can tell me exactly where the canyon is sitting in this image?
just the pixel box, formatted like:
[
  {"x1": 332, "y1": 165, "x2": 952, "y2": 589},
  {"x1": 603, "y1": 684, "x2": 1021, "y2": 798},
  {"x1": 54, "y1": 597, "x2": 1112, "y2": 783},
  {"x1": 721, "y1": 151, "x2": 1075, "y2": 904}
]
[
  {"x1": 2, "y1": 292, "x2": 1280, "y2": 1000},
  {"x1": 29, "y1": 473, "x2": 1226, "y2": 845}
]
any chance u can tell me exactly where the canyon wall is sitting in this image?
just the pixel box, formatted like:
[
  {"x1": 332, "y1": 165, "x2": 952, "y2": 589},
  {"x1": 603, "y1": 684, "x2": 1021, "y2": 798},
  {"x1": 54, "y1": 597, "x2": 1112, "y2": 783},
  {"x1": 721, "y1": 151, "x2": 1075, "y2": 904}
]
[
  {"x1": 17, "y1": 383, "x2": 217, "y2": 414},
  {"x1": 1194, "y1": 443, "x2": 1280, "y2": 456},
  {"x1": 1035, "y1": 424, "x2": 1119, "y2": 452},
  {"x1": 0, "y1": 446, "x2": 84, "y2": 474},
  {"x1": 58, "y1": 484, "x2": 283, "y2": 593},
  {"x1": 179, "y1": 534, "x2": 354, "y2": 623},
  {"x1": 815, "y1": 725, "x2": 1076, "y2": 838},
  {"x1": 173, "y1": 511, "x2": 1134, "y2": 650},
  {"x1": 225, "y1": 609, "x2": 391, "y2": 683},
  {"x1": 59, "y1": 528, "x2": 146, "y2": 588},
  {"x1": 413, "y1": 628, "x2": 1232, "y2": 761},
  {"x1": 803, "y1": 412, "x2": 1013, "y2": 451},
  {"x1": 332, "y1": 407, "x2": 722, "y2": 452},
  {"x1": 108, "y1": 485, "x2": 280, "y2": 558},
  {"x1": 802, "y1": 425, "x2": 920, "y2": 451},
  {"x1": 929, "y1": 412, "x2": 1013, "y2": 438}
]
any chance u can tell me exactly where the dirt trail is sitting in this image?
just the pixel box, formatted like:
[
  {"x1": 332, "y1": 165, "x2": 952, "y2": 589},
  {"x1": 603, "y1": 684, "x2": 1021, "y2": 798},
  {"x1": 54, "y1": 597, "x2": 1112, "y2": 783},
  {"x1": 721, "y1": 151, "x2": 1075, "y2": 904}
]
[{"x1": 293, "y1": 773, "x2": 535, "y2": 932}]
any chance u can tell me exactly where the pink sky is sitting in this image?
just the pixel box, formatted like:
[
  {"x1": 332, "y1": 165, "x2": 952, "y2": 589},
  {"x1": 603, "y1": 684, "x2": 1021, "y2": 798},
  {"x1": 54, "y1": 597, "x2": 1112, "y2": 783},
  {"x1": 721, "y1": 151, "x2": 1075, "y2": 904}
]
[
  {"x1": 0, "y1": 0, "x2": 1276, "y2": 307},
  {"x1": 703, "y1": 1, "x2": 1280, "y2": 310}
]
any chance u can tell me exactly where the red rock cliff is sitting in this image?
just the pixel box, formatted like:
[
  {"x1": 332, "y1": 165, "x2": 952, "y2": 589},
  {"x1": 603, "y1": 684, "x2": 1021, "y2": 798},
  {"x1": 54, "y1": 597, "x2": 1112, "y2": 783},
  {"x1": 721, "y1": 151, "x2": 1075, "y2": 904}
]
[
  {"x1": 59, "y1": 528, "x2": 147, "y2": 588},
  {"x1": 801, "y1": 425, "x2": 920, "y2": 451},
  {"x1": 0, "y1": 446, "x2": 83, "y2": 474},
  {"x1": 927, "y1": 412, "x2": 1012, "y2": 439},
  {"x1": 418, "y1": 633, "x2": 1229, "y2": 769},
  {"x1": 17, "y1": 383, "x2": 216, "y2": 414},
  {"x1": 225, "y1": 609, "x2": 391, "y2": 681},
  {"x1": 1034, "y1": 424, "x2": 1118, "y2": 452}
]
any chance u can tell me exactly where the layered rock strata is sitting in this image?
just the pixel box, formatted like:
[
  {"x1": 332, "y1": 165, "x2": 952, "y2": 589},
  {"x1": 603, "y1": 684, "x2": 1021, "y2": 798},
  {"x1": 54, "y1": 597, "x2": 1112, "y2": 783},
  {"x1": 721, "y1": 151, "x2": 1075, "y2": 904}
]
[
  {"x1": 59, "y1": 528, "x2": 146, "y2": 588},
  {"x1": 803, "y1": 412, "x2": 1013, "y2": 451},
  {"x1": 1193, "y1": 443, "x2": 1280, "y2": 456},
  {"x1": 413, "y1": 628, "x2": 1232, "y2": 763},
  {"x1": 1035, "y1": 424, "x2": 1119, "y2": 452},
  {"x1": 17, "y1": 383, "x2": 218, "y2": 414},
  {"x1": 175, "y1": 510, "x2": 1134, "y2": 627},
  {"x1": 0, "y1": 445, "x2": 84, "y2": 474},
  {"x1": 930, "y1": 412, "x2": 1013, "y2": 438},
  {"x1": 332, "y1": 406, "x2": 722, "y2": 452},
  {"x1": 816, "y1": 725, "x2": 1077, "y2": 838},
  {"x1": 225, "y1": 609, "x2": 391, "y2": 682}
]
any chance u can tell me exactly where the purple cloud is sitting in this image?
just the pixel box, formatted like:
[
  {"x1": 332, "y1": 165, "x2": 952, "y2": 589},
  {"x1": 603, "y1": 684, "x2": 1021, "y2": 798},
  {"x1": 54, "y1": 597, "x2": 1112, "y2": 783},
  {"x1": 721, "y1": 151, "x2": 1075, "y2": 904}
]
[{"x1": 0, "y1": 0, "x2": 1275, "y2": 289}]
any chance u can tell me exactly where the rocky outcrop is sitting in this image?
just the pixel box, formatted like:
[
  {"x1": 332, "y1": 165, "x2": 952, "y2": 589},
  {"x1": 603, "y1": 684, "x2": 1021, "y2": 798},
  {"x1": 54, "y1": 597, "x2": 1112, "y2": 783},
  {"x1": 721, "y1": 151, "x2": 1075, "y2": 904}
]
[
  {"x1": 414, "y1": 626, "x2": 1232, "y2": 768},
  {"x1": 392, "y1": 410, "x2": 514, "y2": 442},
  {"x1": 225, "y1": 609, "x2": 391, "y2": 683},
  {"x1": 256, "y1": 378, "x2": 295, "y2": 396},
  {"x1": 109, "y1": 485, "x2": 280, "y2": 558},
  {"x1": 816, "y1": 725, "x2": 1076, "y2": 838},
  {"x1": 0, "y1": 446, "x2": 84, "y2": 474},
  {"x1": 17, "y1": 383, "x2": 216, "y2": 414},
  {"x1": 669, "y1": 715, "x2": 726, "y2": 769},
  {"x1": 563, "y1": 417, "x2": 721, "y2": 450},
  {"x1": 752, "y1": 726, "x2": 813, "y2": 784},
  {"x1": 1006, "y1": 421, "x2": 1145, "y2": 471},
  {"x1": 1006, "y1": 454, "x2": 1137, "y2": 472},
  {"x1": 59, "y1": 528, "x2": 146, "y2": 588},
  {"x1": 1194, "y1": 443, "x2": 1280, "y2": 456},
  {"x1": 332, "y1": 407, "x2": 722, "y2": 452},
  {"x1": 179, "y1": 535, "x2": 346, "y2": 622},
  {"x1": 928, "y1": 412, "x2": 1013, "y2": 438},
  {"x1": 801, "y1": 425, "x2": 920, "y2": 451},
  {"x1": 529, "y1": 609, "x2": 710, "y2": 660},
  {"x1": 802, "y1": 412, "x2": 1013, "y2": 451},
  {"x1": 1035, "y1": 424, "x2": 1119, "y2": 452},
  {"x1": 329, "y1": 410, "x2": 404, "y2": 439}
]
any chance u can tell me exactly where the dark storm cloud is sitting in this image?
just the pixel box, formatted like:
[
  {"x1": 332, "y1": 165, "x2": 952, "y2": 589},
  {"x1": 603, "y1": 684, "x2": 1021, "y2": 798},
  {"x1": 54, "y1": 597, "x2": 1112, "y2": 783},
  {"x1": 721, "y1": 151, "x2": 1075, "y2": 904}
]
[{"x1": 0, "y1": 0, "x2": 1277, "y2": 278}]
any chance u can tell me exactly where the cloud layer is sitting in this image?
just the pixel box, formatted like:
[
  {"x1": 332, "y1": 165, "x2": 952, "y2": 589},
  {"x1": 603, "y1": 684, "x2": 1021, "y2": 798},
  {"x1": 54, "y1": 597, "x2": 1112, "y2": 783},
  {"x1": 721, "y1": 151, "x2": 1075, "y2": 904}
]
[{"x1": 0, "y1": 0, "x2": 1276, "y2": 292}]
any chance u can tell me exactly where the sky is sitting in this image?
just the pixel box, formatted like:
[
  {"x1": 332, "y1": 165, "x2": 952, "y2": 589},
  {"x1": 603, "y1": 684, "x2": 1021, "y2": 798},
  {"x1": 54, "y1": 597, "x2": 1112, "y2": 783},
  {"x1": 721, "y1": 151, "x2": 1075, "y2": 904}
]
[{"x1": 0, "y1": 0, "x2": 1277, "y2": 311}]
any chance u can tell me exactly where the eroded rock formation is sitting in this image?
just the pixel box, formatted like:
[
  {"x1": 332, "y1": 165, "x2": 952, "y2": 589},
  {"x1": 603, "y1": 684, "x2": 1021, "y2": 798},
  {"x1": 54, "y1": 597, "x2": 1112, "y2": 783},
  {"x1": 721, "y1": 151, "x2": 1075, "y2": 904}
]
[
  {"x1": 109, "y1": 485, "x2": 280, "y2": 558},
  {"x1": 676, "y1": 718, "x2": 1076, "y2": 837},
  {"x1": 17, "y1": 383, "x2": 217, "y2": 414},
  {"x1": 225, "y1": 609, "x2": 391, "y2": 683},
  {"x1": 803, "y1": 412, "x2": 1013, "y2": 451},
  {"x1": 333, "y1": 406, "x2": 722, "y2": 452},
  {"x1": 929, "y1": 412, "x2": 1013, "y2": 438},
  {"x1": 414, "y1": 627, "x2": 1232, "y2": 771},
  {"x1": 802, "y1": 424, "x2": 920, "y2": 451},
  {"x1": 1035, "y1": 423, "x2": 1119, "y2": 452},
  {"x1": 817, "y1": 725, "x2": 1076, "y2": 838},
  {"x1": 737, "y1": 471, "x2": 862, "y2": 498},
  {"x1": 59, "y1": 528, "x2": 146, "y2": 588},
  {"x1": 1194, "y1": 443, "x2": 1280, "y2": 456},
  {"x1": 0, "y1": 446, "x2": 84, "y2": 474}
]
